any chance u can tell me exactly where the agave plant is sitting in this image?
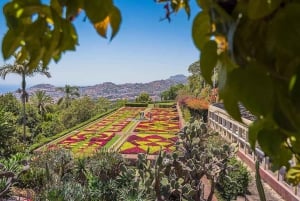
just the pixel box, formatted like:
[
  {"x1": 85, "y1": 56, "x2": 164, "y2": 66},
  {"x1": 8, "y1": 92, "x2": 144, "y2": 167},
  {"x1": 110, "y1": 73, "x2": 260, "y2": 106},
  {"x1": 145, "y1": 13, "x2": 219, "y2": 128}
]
[{"x1": 0, "y1": 153, "x2": 29, "y2": 198}]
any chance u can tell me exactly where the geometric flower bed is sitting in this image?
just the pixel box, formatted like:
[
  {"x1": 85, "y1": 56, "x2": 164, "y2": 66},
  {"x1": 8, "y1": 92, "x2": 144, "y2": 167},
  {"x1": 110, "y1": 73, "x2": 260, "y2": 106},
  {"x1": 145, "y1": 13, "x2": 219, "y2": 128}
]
[
  {"x1": 119, "y1": 134, "x2": 178, "y2": 155},
  {"x1": 119, "y1": 107, "x2": 181, "y2": 155},
  {"x1": 134, "y1": 121, "x2": 180, "y2": 134},
  {"x1": 47, "y1": 107, "x2": 145, "y2": 156},
  {"x1": 134, "y1": 108, "x2": 180, "y2": 134}
]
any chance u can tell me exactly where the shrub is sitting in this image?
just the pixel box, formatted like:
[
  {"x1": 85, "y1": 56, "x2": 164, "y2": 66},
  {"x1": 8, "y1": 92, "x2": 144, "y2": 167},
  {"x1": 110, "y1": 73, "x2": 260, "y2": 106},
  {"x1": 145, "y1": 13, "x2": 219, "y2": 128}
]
[
  {"x1": 125, "y1": 103, "x2": 148, "y2": 107},
  {"x1": 218, "y1": 158, "x2": 250, "y2": 200},
  {"x1": 158, "y1": 103, "x2": 176, "y2": 108}
]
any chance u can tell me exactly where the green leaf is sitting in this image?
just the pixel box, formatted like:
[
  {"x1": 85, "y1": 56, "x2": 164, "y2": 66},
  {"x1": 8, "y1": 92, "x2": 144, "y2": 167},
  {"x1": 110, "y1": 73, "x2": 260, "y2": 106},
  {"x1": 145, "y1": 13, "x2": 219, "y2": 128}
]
[
  {"x1": 109, "y1": 6, "x2": 122, "y2": 41},
  {"x1": 84, "y1": 0, "x2": 113, "y2": 24},
  {"x1": 286, "y1": 164, "x2": 300, "y2": 185},
  {"x1": 200, "y1": 40, "x2": 218, "y2": 85},
  {"x1": 248, "y1": 0, "x2": 282, "y2": 20},
  {"x1": 50, "y1": 0, "x2": 63, "y2": 16},
  {"x1": 196, "y1": 0, "x2": 209, "y2": 10},
  {"x1": 2, "y1": 30, "x2": 22, "y2": 59},
  {"x1": 257, "y1": 128, "x2": 291, "y2": 170},
  {"x1": 222, "y1": 93, "x2": 241, "y2": 122},
  {"x1": 274, "y1": 85, "x2": 300, "y2": 133},
  {"x1": 227, "y1": 63, "x2": 274, "y2": 117},
  {"x1": 66, "y1": 0, "x2": 84, "y2": 20},
  {"x1": 192, "y1": 11, "x2": 211, "y2": 50},
  {"x1": 186, "y1": 189, "x2": 196, "y2": 197},
  {"x1": 248, "y1": 118, "x2": 273, "y2": 149},
  {"x1": 59, "y1": 18, "x2": 78, "y2": 51},
  {"x1": 267, "y1": 3, "x2": 300, "y2": 64}
]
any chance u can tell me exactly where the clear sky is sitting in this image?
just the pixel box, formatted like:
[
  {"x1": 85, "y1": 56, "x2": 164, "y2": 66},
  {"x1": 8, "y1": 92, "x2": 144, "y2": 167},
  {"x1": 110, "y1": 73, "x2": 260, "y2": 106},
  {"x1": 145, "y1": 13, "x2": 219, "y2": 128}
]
[{"x1": 0, "y1": 0, "x2": 200, "y2": 87}]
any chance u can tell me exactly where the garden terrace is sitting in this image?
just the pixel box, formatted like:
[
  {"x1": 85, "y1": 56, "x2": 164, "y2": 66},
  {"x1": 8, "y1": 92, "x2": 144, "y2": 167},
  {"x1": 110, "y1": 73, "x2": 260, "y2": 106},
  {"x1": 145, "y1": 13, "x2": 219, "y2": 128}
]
[
  {"x1": 37, "y1": 105, "x2": 183, "y2": 159},
  {"x1": 41, "y1": 107, "x2": 145, "y2": 157}
]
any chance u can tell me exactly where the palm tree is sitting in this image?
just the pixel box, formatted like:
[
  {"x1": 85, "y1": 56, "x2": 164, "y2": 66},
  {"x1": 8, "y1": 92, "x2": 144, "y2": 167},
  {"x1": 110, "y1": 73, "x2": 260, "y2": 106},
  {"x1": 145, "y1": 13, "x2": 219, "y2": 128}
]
[
  {"x1": 31, "y1": 90, "x2": 53, "y2": 117},
  {"x1": 0, "y1": 55, "x2": 51, "y2": 142},
  {"x1": 57, "y1": 85, "x2": 80, "y2": 108}
]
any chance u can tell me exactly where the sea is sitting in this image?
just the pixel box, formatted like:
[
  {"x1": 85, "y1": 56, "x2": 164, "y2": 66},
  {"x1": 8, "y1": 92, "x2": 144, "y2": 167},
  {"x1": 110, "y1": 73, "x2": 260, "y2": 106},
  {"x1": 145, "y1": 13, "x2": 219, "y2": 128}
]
[{"x1": 0, "y1": 85, "x2": 20, "y2": 94}]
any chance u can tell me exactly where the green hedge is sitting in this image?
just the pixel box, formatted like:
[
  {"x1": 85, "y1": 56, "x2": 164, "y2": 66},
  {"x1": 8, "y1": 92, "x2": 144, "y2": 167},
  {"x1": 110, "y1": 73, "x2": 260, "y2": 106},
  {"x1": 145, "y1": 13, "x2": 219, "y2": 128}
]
[
  {"x1": 157, "y1": 102, "x2": 176, "y2": 108},
  {"x1": 125, "y1": 103, "x2": 148, "y2": 107},
  {"x1": 29, "y1": 107, "x2": 120, "y2": 152}
]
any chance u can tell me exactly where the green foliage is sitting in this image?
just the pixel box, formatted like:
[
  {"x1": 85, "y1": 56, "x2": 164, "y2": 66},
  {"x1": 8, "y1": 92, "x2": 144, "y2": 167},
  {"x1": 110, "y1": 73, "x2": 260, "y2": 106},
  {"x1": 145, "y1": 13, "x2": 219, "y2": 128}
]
[
  {"x1": 2, "y1": 0, "x2": 122, "y2": 69},
  {"x1": 218, "y1": 158, "x2": 250, "y2": 200},
  {"x1": 86, "y1": 149, "x2": 123, "y2": 181},
  {"x1": 57, "y1": 85, "x2": 80, "y2": 109},
  {"x1": 157, "y1": 102, "x2": 176, "y2": 108},
  {"x1": 0, "y1": 93, "x2": 20, "y2": 115},
  {"x1": 193, "y1": 0, "x2": 300, "y2": 183},
  {"x1": 0, "y1": 108, "x2": 23, "y2": 158},
  {"x1": 30, "y1": 90, "x2": 53, "y2": 117},
  {"x1": 125, "y1": 102, "x2": 148, "y2": 107},
  {"x1": 136, "y1": 92, "x2": 152, "y2": 103},
  {"x1": 59, "y1": 96, "x2": 96, "y2": 128},
  {"x1": 0, "y1": 153, "x2": 29, "y2": 198},
  {"x1": 160, "y1": 84, "x2": 184, "y2": 101}
]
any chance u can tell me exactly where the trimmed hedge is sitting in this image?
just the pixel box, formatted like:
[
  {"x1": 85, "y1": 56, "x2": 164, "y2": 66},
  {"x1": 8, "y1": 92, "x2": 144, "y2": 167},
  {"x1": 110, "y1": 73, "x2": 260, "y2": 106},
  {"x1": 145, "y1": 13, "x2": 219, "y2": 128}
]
[
  {"x1": 157, "y1": 102, "x2": 176, "y2": 108},
  {"x1": 125, "y1": 103, "x2": 148, "y2": 107},
  {"x1": 29, "y1": 107, "x2": 120, "y2": 152}
]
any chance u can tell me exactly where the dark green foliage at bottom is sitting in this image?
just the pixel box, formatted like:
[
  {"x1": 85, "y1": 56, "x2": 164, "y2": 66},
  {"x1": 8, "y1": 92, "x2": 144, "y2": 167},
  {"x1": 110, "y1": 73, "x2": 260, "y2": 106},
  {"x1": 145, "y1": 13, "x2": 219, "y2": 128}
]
[{"x1": 218, "y1": 158, "x2": 250, "y2": 200}]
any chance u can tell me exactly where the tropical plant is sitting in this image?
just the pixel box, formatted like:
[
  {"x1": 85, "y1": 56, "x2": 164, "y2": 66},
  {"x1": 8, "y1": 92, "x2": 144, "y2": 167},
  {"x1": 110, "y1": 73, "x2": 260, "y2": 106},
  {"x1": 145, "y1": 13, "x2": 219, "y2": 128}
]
[
  {"x1": 136, "y1": 92, "x2": 152, "y2": 103},
  {"x1": 0, "y1": 108, "x2": 19, "y2": 158},
  {"x1": 0, "y1": 153, "x2": 29, "y2": 198},
  {"x1": 0, "y1": 93, "x2": 20, "y2": 115},
  {"x1": 57, "y1": 85, "x2": 80, "y2": 108},
  {"x1": 30, "y1": 90, "x2": 53, "y2": 117},
  {"x1": 0, "y1": 55, "x2": 51, "y2": 142}
]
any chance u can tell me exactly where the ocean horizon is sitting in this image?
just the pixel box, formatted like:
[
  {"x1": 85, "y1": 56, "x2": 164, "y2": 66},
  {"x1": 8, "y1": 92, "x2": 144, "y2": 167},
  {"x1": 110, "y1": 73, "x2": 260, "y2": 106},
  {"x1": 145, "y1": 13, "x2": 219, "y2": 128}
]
[{"x1": 0, "y1": 85, "x2": 20, "y2": 94}]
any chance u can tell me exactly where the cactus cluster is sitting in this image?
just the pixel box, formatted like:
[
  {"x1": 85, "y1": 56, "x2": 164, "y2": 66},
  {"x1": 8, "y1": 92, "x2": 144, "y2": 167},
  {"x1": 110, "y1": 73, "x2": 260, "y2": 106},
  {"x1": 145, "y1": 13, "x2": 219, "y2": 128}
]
[
  {"x1": 131, "y1": 149, "x2": 204, "y2": 201},
  {"x1": 121, "y1": 119, "x2": 238, "y2": 201}
]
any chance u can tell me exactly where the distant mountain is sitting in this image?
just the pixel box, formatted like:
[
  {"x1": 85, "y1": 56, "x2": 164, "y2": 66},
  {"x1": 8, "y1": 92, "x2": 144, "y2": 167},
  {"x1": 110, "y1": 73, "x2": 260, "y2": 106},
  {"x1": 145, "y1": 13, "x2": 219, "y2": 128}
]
[
  {"x1": 30, "y1": 84, "x2": 56, "y2": 89},
  {"x1": 168, "y1": 74, "x2": 187, "y2": 82},
  {"x1": 26, "y1": 75, "x2": 187, "y2": 101}
]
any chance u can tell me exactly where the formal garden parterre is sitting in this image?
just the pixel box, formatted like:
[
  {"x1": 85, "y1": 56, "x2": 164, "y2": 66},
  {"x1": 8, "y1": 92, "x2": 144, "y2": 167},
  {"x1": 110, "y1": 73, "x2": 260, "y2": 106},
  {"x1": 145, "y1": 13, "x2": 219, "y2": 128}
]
[
  {"x1": 45, "y1": 107, "x2": 146, "y2": 156},
  {"x1": 43, "y1": 105, "x2": 182, "y2": 157},
  {"x1": 119, "y1": 107, "x2": 181, "y2": 155}
]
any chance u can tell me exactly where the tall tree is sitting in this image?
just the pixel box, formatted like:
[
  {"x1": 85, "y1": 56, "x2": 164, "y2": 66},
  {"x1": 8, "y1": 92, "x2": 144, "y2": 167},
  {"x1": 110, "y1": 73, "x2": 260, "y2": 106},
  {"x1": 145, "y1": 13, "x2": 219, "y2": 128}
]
[
  {"x1": 30, "y1": 90, "x2": 53, "y2": 117},
  {"x1": 135, "y1": 92, "x2": 152, "y2": 103},
  {"x1": 0, "y1": 55, "x2": 51, "y2": 142},
  {"x1": 160, "y1": 84, "x2": 184, "y2": 101},
  {"x1": 57, "y1": 85, "x2": 80, "y2": 108}
]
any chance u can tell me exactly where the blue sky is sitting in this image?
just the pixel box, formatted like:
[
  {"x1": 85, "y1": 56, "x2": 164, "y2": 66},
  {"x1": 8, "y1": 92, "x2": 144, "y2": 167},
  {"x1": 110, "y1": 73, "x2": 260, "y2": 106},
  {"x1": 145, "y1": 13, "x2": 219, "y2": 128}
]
[{"x1": 0, "y1": 0, "x2": 200, "y2": 87}]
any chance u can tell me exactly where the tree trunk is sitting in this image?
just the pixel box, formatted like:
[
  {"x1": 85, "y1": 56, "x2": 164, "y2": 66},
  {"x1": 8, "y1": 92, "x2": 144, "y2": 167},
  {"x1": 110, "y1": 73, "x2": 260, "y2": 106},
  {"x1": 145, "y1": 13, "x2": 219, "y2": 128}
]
[{"x1": 21, "y1": 74, "x2": 26, "y2": 143}]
